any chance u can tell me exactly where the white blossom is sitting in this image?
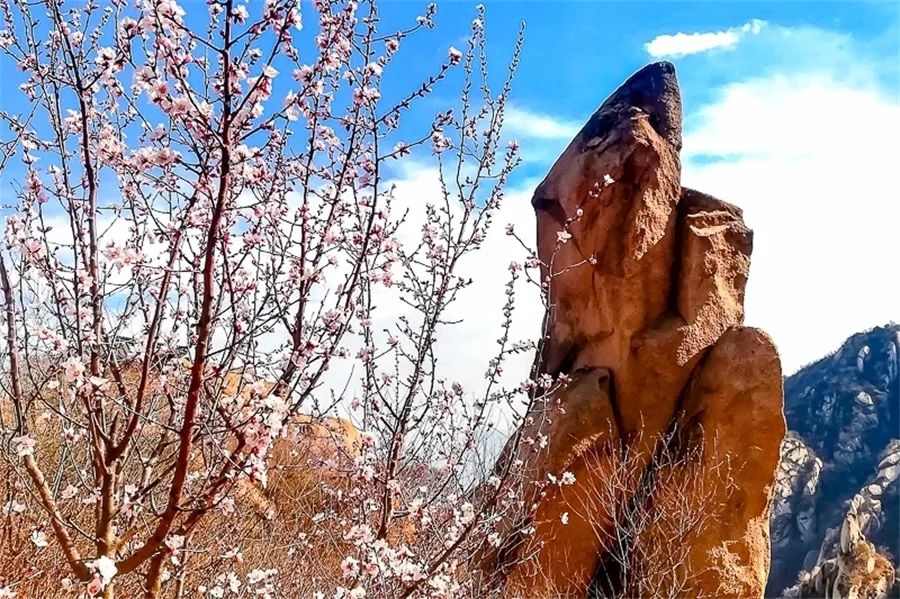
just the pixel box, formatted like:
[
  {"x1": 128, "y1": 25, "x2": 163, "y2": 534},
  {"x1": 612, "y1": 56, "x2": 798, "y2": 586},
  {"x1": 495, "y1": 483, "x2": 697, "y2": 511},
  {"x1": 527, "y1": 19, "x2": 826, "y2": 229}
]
[
  {"x1": 13, "y1": 435, "x2": 35, "y2": 457},
  {"x1": 31, "y1": 530, "x2": 48, "y2": 547},
  {"x1": 87, "y1": 556, "x2": 117, "y2": 585}
]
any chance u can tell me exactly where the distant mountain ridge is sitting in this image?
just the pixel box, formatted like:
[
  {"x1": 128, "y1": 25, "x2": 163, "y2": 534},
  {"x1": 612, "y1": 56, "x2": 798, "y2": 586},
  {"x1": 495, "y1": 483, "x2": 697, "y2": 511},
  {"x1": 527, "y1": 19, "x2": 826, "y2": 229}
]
[{"x1": 769, "y1": 324, "x2": 900, "y2": 596}]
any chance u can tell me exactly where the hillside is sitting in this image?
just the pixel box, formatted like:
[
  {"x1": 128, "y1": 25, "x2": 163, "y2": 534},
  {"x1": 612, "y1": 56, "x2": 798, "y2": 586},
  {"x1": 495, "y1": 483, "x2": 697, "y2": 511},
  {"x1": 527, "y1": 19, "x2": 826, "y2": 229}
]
[{"x1": 769, "y1": 324, "x2": 900, "y2": 595}]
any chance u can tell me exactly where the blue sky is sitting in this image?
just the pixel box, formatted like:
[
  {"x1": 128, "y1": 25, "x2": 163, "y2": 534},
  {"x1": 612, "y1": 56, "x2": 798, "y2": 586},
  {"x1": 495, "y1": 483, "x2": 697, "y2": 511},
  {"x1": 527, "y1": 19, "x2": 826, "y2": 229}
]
[
  {"x1": 1, "y1": 1, "x2": 898, "y2": 378},
  {"x1": 381, "y1": 1, "x2": 898, "y2": 121}
]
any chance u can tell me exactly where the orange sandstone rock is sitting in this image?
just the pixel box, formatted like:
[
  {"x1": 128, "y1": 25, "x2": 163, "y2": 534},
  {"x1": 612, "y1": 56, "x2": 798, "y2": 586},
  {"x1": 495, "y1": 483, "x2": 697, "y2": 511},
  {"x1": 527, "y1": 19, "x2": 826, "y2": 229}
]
[{"x1": 491, "y1": 62, "x2": 785, "y2": 598}]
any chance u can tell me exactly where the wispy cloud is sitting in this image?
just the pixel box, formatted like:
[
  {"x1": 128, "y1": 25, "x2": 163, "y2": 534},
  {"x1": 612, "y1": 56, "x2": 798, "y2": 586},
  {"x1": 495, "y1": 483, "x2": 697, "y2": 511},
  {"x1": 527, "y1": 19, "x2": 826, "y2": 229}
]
[
  {"x1": 645, "y1": 19, "x2": 765, "y2": 58},
  {"x1": 504, "y1": 106, "x2": 580, "y2": 140}
]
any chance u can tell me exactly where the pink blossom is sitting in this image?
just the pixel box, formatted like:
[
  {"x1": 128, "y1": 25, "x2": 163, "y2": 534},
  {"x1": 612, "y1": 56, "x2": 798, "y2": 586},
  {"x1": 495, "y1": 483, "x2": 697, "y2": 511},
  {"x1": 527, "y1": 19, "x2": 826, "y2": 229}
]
[
  {"x1": 293, "y1": 65, "x2": 313, "y2": 82},
  {"x1": 345, "y1": 524, "x2": 374, "y2": 545},
  {"x1": 13, "y1": 435, "x2": 35, "y2": 457},
  {"x1": 431, "y1": 130, "x2": 450, "y2": 153},
  {"x1": 97, "y1": 126, "x2": 125, "y2": 162},
  {"x1": 393, "y1": 142, "x2": 410, "y2": 158},
  {"x1": 322, "y1": 309, "x2": 345, "y2": 333},
  {"x1": 231, "y1": 5, "x2": 249, "y2": 23},
  {"x1": 63, "y1": 356, "x2": 85, "y2": 384},
  {"x1": 119, "y1": 17, "x2": 139, "y2": 38},
  {"x1": 353, "y1": 86, "x2": 381, "y2": 105},
  {"x1": 95, "y1": 47, "x2": 119, "y2": 74},
  {"x1": 131, "y1": 146, "x2": 180, "y2": 168},
  {"x1": 21, "y1": 238, "x2": 45, "y2": 262},
  {"x1": 218, "y1": 496, "x2": 236, "y2": 516},
  {"x1": 165, "y1": 534, "x2": 185, "y2": 551},
  {"x1": 155, "y1": 0, "x2": 186, "y2": 24},
  {"x1": 25, "y1": 170, "x2": 46, "y2": 204},
  {"x1": 167, "y1": 95, "x2": 193, "y2": 117},
  {"x1": 365, "y1": 62, "x2": 382, "y2": 77},
  {"x1": 340, "y1": 555, "x2": 360, "y2": 578},
  {"x1": 102, "y1": 244, "x2": 144, "y2": 270}
]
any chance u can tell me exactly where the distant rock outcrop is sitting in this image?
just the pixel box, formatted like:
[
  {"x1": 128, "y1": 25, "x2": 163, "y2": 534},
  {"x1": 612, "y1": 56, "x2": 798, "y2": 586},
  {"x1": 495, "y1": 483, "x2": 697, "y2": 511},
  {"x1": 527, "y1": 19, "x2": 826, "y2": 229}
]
[
  {"x1": 786, "y1": 511, "x2": 897, "y2": 599},
  {"x1": 769, "y1": 325, "x2": 900, "y2": 596},
  {"x1": 487, "y1": 62, "x2": 785, "y2": 598},
  {"x1": 773, "y1": 433, "x2": 824, "y2": 570}
]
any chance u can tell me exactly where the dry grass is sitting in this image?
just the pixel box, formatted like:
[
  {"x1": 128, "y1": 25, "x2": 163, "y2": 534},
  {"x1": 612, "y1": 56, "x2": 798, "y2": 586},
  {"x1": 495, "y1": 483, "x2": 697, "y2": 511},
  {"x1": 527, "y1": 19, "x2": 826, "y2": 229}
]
[{"x1": 1, "y1": 392, "x2": 361, "y2": 597}]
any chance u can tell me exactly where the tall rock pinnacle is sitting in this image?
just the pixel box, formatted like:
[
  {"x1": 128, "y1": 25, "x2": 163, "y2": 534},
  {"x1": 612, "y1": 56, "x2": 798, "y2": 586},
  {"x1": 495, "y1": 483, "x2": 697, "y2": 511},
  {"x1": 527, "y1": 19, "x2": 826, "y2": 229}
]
[{"x1": 486, "y1": 62, "x2": 786, "y2": 598}]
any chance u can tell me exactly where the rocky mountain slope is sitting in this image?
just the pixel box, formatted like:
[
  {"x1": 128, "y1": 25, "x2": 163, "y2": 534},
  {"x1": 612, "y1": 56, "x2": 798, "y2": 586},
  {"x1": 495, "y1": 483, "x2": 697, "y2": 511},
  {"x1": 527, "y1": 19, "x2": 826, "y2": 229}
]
[{"x1": 769, "y1": 324, "x2": 900, "y2": 596}]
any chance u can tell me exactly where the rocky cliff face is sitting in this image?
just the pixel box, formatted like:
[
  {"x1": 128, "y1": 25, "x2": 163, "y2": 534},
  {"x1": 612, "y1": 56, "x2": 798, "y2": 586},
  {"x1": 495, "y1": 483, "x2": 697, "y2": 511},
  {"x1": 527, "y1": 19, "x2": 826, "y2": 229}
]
[
  {"x1": 769, "y1": 324, "x2": 900, "y2": 596},
  {"x1": 486, "y1": 62, "x2": 785, "y2": 598}
]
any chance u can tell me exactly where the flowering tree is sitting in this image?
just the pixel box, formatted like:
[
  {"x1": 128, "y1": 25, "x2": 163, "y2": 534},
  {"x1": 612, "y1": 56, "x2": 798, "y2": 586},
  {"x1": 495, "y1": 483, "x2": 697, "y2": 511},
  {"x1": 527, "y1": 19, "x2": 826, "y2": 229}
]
[{"x1": 0, "y1": 0, "x2": 596, "y2": 597}]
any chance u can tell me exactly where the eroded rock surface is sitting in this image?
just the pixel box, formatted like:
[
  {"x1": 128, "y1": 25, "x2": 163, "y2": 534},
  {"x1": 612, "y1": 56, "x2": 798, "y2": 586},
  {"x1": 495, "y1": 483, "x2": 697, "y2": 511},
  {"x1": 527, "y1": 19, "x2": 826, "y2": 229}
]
[{"x1": 489, "y1": 62, "x2": 785, "y2": 598}]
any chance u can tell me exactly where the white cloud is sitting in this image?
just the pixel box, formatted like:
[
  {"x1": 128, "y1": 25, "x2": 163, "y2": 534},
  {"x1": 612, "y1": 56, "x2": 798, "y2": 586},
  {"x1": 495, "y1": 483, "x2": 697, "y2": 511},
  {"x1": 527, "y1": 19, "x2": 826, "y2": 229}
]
[
  {"x1": 682, "y1": 69, "x2": 900, "y2": 373},
  {"x1": 645, "y1": 19, "x2": 765, "y2": 58},
  {"x1": 504, "y1": 105, "x2": 580, "y2": 140}
]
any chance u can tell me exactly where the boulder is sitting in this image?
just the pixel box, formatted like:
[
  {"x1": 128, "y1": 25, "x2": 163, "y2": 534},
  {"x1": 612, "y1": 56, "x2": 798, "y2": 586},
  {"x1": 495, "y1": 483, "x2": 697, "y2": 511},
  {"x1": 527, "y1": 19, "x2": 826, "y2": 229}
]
[
  {"x1": 656, "y1": 327, "x2": 784, "y2": 597},
  {"x1": 489, "y1": 62, "x2": 785, "y2": 597}
]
